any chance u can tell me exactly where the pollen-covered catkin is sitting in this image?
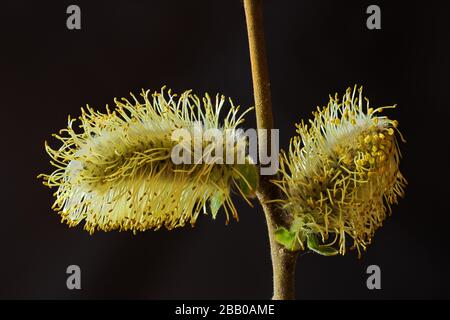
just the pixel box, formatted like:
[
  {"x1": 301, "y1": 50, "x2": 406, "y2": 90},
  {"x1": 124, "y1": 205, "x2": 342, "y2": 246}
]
[
  {"x1": 274, "y1": 86, "x2": 406, "y2": 256},
  {"x1": 39, "y1": 88, "x2": 255, "y2": 234}
]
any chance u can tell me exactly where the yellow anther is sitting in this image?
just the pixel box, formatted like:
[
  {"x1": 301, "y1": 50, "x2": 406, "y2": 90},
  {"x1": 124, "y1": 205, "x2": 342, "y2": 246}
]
[
  {"x1": 386, "y1": 140, "x2": 392, "y2": 148},
  {"x1": 378, "y1": 133, "x2": 385, "y2": 139},
  {"x1": 387, "y1": 128, "x2": 394, "y2": 135},
  {"x1": 372, "y1": 145, "x2": 378, "y2": 153},
  {"x1": 364, "y1": 135, "x2": 371, "y2": 144},
  {"x1": 342, "y1": 114, "x2": 348, "y2": 120},
  {"x1": 357, "y1": 158, "x2": 366, "y2": 166}
]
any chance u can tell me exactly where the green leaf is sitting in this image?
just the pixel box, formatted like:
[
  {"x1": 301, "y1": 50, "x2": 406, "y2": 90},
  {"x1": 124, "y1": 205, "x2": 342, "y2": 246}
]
[
  {"x1": 306, "y1": 234, "x2": 339, "y2": 256},
  {"x1": 275, "y1": 227, "x2": 302, "y2": 251},
  {"x1": 235, "y1": 162, "x2": 258, "y2": 198},
  {"x1": 209, "y1": 192, "x2": 225, "y2": 219},
  {"x1": 290, "y1": 218, "x2": 306, "y2": 242},
  {"x1": 275, "y1": 227, "x2": 295, "y2": 249}
]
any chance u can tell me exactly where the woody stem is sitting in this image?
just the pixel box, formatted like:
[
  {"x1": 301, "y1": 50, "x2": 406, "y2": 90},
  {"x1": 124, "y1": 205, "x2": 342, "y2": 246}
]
[{"x1": 243, "y1": 0, "x2": 298, "y2": 300}]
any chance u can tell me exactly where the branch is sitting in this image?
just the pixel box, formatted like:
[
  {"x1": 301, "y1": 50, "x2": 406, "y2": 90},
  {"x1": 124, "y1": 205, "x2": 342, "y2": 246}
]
[{"x1": 243, "y1": 0, "x2": 298, "y2": 300}]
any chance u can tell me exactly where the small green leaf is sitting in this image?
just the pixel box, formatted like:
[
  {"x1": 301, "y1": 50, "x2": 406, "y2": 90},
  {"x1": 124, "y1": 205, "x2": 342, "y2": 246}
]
[
  {"x1": 290, "y1": 218, "x2": 306, "y2": 242},
  {"x1": 275, "y1": 227, "x2": 302, "y2": 251},
  {"x1": 235, "y1": 162, "x2": 258, "y2": 198},
  {"x1": 306, "y1": 233, "x2": 339, "y2": 256},
  {"x1": 209, "y1": 192, "x2": 225, "y2": 219},
  {"x1": 275, "y1": 227, "x2": 295, "y2": 249}
]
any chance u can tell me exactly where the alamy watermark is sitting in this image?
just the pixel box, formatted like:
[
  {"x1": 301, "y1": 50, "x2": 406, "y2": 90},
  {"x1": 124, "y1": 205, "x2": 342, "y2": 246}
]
[
  {"x1": 170, "y1": 125, "x2": 279, "y2": 175},
  {"x1": 366, "y1": 5, "x2": 381, "y2": 30},
  {"x1": 66, "y1": 5, "x2": 81, "y2": 30},
  {"x1": 66, "y1": 264, "x2": 81, "y2": 290},
  {"x1": 366, "y1": 264, "x2": 381, "y2": 290}
]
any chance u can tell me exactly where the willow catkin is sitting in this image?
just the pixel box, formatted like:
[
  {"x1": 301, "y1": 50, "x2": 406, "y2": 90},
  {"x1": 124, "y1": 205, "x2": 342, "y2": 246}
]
[
  {"x1": 39, "y1": 88, "x2": 255, "y2": 234},
  {"x1": 274, "y1": 86, "x2": 407, "y2": 256}
]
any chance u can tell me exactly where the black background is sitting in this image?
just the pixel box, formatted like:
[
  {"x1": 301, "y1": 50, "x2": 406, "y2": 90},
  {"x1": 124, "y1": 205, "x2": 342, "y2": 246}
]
[{"x1": 1, "y1": 0, "x2": 449, "y2": 299}]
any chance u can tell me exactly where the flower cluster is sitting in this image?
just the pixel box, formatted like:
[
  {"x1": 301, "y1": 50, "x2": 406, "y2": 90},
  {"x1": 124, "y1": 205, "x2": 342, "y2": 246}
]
[
  {"x1": 39, "y1": 88, "x2": 255, "y2": 234},
  {"x1": 274, "y1": 87, "x2": 406, "y2": 256}
]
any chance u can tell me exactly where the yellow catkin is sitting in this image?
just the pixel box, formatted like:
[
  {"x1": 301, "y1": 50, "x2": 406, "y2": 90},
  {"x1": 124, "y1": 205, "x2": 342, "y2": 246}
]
[
  {"x1": 39, "y1": 87, "x2": 254, "y2": 234},
  {"x1": 274, "y1": 86, "x2": 407, "y2": 256}
]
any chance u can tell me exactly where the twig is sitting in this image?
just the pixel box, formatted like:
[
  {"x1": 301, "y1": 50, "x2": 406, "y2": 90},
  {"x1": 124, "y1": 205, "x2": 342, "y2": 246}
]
[{"x1": 243, "y1": 0, "x2": 299, "y2": 300}]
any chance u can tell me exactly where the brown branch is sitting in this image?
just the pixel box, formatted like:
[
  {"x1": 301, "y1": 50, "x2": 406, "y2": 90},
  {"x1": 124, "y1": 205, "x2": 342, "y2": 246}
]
[{"x1": 243, "y1": 0, "x2": 299, "y2": 300}]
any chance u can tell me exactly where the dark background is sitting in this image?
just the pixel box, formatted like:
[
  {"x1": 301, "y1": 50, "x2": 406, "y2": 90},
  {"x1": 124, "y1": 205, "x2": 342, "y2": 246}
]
[{"x1": 1, "y1": 0, "x2": 449, "y2": 299}]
